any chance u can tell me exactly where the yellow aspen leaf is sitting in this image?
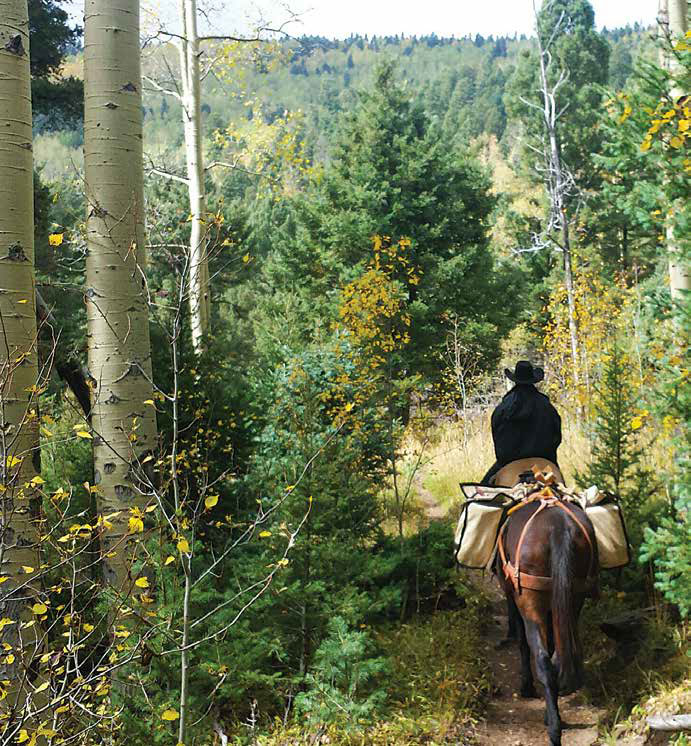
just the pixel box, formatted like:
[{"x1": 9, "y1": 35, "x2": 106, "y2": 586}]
[
  {"x1": 161, "y1": 708, "x2": 180, "y2": 721},
  {"x1": 640, "y1": 140, "x2": 652, "y2": 152},
  {"x1": 143, "y1": 399, "x2": 155, "y2": 405},
  {"x1": 670, "y1": 135, "x2": 684, "y2": 148},
  {"x1": 22, "y1": 566, "x2": 35, "y2": 574},
  {"x1": 75, "y1": 430, "x2": 93, "y2": 439},
  {"x1": 177, "y1": 538, "x2": 190, "y2": 553},
  {"x1": 31, "y1": 603, "x2": 48, "y2": 615},
  {"x1": 204, "y1": 495, "x2": 219, "y2": 510},
  {"x1": 259, "y1": 531, "x2": 271, "y2": 538},
  {"x1": 5, "y1": 654, "x2": 14, "y2": 664},
  {"x1": 18, "y1": 299, "x2": 28, "y2": 304},
  {"x1": 30, "y1": 475, "x2": 45, "y2": 487},
  {"x1": 242, "y1": 253, "x2": 250, "y2": 263},
  {"x1": 0, "y1": 618, "x2": 15, "y2": 630},
  {"x1": 134, "y1": 577, "x2": 150, "y2": 589},
  {"x1": 128, "y1": 516, "x2": 144, "y2": 533},
  {"x1": 0, "y1": 577, "x2": 8, "y2": 584},
  {"x1": 34, "y1": 681, "x2": 49, "y2": 693},
  {"x1": 48, "y1": 233, "x2": 64, "y2": 246},
  {"x1": 17, "y1": 731, "x2": 31, "y2": 744},
  {"x1": 83, "y1": 623, "x2": 94, "y2": 633},
  {"x1": 164, "y1": 555, "x2": 176, "y2": 566}
]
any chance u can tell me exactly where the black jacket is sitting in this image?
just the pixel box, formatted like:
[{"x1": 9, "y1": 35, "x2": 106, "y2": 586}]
[{"x1": 490, "y1": 384, "x2": 561, "y2": 468}]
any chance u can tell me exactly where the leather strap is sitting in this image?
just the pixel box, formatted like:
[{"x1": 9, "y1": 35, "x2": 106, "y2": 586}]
[{"x1": 498, "y1": 496, "x2": 597, "y2": 595}]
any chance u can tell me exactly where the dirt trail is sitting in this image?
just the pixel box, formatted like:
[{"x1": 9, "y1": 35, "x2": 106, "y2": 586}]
[
  {"x1": 418, "y1": 486, "x2": 606, "y2": 746},
  {"x1": 413, "y1": 473, "x2": 446, "y2": 519}
]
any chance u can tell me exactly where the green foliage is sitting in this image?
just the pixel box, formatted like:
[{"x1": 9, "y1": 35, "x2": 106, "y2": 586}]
[
  {"x1": 272, "y1": 62, "x2": 523, "y2": 388},
  {"x1": 640, "y1": 300, "x2": 691, "y2": 618},
  {"x1": 29, "y1": 0, "x2": 83, "y2": 129},
  {"x1": 591, "y1": 44, "x2": 690, "y2": 277},
  {"x1": 575, "y1": 337, "x2": 654, "y2": 530},
  {"x1": 294, "y1": 616, "x2": 389, "y2": 728}
]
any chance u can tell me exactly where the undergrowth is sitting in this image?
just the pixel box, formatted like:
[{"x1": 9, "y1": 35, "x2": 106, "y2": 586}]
[
  {"x1": 245, "y1": 589, "x2": 492, "y2": 745},
  {"x1": 580, "y1": 588, "x2": 690, "y2": 742}
]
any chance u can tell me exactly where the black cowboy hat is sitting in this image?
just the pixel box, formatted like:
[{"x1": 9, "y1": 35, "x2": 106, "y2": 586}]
[{"x1": 505, "y1": 360, "x2": 544, "y2": 384}]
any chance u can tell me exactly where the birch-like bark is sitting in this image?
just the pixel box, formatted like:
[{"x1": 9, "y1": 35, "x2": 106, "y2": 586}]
[
  {"x1": 84, "y1": 0, "x2": 158, "y2": 591},
  {"x1": 658, "y1": 0, "x2": 689, "y2": 299},
  {"x1": 535, "y1": 9, "x2": 581, "y2": 392},
  {"x1": 178, "y1": 0, "x2": 211, "y2": 354},
  {"x1": 0, "y1": 0, "x2": 46, "y2": 723}
]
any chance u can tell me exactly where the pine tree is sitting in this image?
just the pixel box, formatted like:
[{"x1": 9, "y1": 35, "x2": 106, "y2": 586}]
[
  {"x1": 575, "y1": 338, "x2": 653, "y2": 522},
  {"x1": 272, "y1": 61, "x2": 522, "y2": 388}
]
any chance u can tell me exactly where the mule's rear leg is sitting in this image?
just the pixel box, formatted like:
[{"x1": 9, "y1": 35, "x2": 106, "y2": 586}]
[
  {"x1": 510, "y1": 595, "x2": 538, "y2": 698},
  {"x1": 523, "y1": 614, "x2": 562, "y2": 746},
  {"x1": 496, "y1": 594, "x2": 520, "y2": 648}
]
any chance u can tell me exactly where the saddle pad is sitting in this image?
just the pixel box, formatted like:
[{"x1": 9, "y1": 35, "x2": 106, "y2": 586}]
[{"x1": 454, "y1": 494, "x2": 513, "y2": 570}]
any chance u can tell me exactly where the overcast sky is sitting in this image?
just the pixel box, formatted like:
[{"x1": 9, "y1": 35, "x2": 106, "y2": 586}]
[{"x1": 68, "y1": 0, "x2": 658, "y2": 38}]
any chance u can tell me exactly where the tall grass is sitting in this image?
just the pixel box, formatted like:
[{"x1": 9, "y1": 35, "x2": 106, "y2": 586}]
[{"x1": 402, "y1": 411, "x2": 592, "y2": 517}]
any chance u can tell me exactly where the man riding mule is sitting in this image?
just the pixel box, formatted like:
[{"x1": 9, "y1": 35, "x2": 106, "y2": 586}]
[
  {"x1": 454, "y1": 361, "x2": 631, "y2": 745},
  {"x1": 482, "y1": 360, "x2": 562, "y2": 486},
  {"x1": 473, "y1": 362, "x2": 596, "y2": 745}
]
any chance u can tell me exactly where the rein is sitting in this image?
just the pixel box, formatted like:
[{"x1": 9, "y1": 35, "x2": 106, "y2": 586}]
[{"x1": 498, "y1": 484, "x2": 598, "y2": 596}]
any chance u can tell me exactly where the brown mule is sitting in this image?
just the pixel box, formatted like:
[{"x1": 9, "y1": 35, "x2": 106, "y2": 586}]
[{"x1": 493, "y1": 467, "x2": 598, "y2": 746}]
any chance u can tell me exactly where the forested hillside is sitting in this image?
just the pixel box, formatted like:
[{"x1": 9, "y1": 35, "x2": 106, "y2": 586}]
[{"x1": 0, "y1": 0, "x2": 688, "y2": 744}]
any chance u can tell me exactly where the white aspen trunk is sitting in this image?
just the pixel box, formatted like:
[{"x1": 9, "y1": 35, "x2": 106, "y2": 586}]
[
  {"x1": 84, "y1": 0, "x2": 158, "y2": 591},
  {"x1": 178, "y1": 0, "x2": 210, "y2": 354},
  {"x1": 0, "y1": 0, "x2": 48, "y2": 726},
  {"x1": 658, "y1": 0, "x2": 690, "y2": 299}
]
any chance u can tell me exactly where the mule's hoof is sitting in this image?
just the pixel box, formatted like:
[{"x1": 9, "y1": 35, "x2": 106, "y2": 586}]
[
  {"x1": 520, "y1": 684, "x2": 539, "y2": 699},
  {"x1": 494, "y1": 637, "x2": 516, "y2": 650}
]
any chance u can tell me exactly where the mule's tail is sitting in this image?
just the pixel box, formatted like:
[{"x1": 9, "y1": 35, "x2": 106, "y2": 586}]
[{"x1": 550, "y1": 519, "x2": 584, "y2": 694}]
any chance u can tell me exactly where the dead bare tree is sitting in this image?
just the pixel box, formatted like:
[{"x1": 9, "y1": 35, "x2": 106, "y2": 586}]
[{"x1": 519, "y1": 0, "x2": 581, "y2": 396}]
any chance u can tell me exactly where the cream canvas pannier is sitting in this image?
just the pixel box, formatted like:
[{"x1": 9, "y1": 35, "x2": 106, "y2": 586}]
[
  {"x1": 453, "y1": 482, "x2": 631, "y2": 572},
  {"x1": 454, "y1": 485, "x2": 516, "y2": 570},
  {"x1": 580, "y1": 486, "x2": 631, "y2": 570}
]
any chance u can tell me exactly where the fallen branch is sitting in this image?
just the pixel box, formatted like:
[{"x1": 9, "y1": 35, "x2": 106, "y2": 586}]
[{"x1": 646, "y1": 714, "x2": 691, "y2": 731}]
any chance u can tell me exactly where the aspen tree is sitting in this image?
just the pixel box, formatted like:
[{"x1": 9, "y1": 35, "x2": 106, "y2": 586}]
[
  {"x1": 0, "y1": 0, "x2": 46, "y2": 724},
  {"x1": 658, "y1": 0, "x2": 689, "y2": 299},
  {"x1": 178, "y1": 0, "x2": 211, "y2": 354},
  {"x1": 147, "y1": 1, "x2": 296, "y2": 355},
  {"x1": 84, "y1": 0, "x2": 158, "y2": 590}
]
